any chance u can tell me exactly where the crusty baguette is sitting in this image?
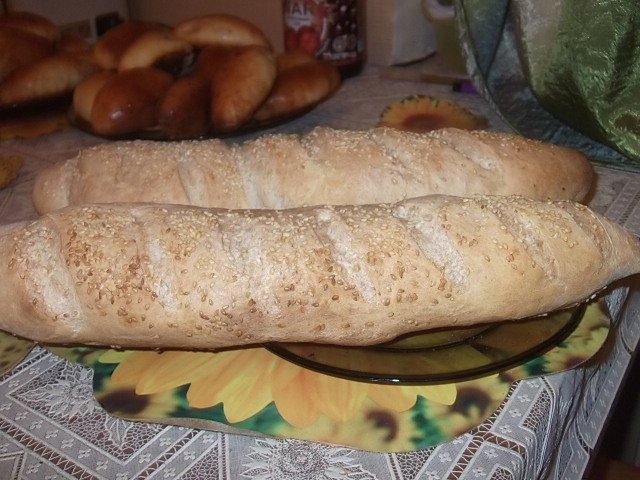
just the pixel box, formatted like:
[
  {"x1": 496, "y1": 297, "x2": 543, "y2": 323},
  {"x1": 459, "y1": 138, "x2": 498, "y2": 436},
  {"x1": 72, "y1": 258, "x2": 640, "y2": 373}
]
[
  {"x1": 1, "y1": 195, "x2": 638, "y2": 349},
  {"x1": 32, "y1": 127, "x2": 594, "y2": 215}
]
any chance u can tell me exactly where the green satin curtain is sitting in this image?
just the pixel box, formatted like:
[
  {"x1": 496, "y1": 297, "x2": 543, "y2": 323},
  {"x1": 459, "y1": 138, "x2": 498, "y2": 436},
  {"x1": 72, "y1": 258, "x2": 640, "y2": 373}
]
[{"x1": 456, "y1": 0, "x2": 640, "y2": 169}]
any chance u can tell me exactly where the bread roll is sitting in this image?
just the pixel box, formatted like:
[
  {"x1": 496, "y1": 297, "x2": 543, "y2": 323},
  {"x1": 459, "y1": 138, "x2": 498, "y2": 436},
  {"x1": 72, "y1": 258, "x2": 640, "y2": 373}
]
[
  {"x1": 253, "y1": 60, "x2": 340, "y2": 123},
  {"x1": 0, "y1": 11, "x2": 59, "y2": 43},
  {"x1": 0, "y1": 26, "x2": 54, "y2": 82},
  {"x1": 174, "y1": 14, "x2": 271, "y2": 49},
  {"x1": 89, "y1": 67, "x2": 173, "y2": 137},
  {"x1": 72, "y1": 70, "x2": 116, "y2": 124},
  {"x1": 196, "y1": 44, "x2": 276, "y2": 132},
  {"x1": 117, "y1": 29, "x2": 193, "y2": 74},
  {"x1": 32, "y1": 127, "x2": 594, "y2": 215},
  {"x1": 93, "y1": 21, "x2": 165, "y2": 70},
  {"x1": 0, "y1": 53, "x2": 96, "y2": 108},
  {"x1": 1, "y1": 195, "x2": 638, "y2": 349},
  {"x1": 158, "y1": 75, "x2": 210, "y2": 139}
]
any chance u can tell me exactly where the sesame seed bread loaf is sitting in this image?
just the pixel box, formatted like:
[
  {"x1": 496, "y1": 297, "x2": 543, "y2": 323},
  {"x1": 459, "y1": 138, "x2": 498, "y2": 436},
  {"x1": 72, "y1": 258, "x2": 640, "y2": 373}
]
[
  {"x1": 32, "y1": 127, "x2": 594, "y2": 215},
  {"x1": 1, "y1": 195, "x2": 638, "y2": 349}
]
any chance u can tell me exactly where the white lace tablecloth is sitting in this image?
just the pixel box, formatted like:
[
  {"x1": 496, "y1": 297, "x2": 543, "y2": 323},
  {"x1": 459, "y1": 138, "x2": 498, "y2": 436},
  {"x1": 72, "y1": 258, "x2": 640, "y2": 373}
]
[{"x1": 1, "y1": 66, "x2": 640, "y2": 480}]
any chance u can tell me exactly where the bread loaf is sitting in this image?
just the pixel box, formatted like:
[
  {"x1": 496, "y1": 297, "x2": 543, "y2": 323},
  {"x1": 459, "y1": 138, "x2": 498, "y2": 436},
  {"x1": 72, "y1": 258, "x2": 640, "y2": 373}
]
[
  {"x1": 32, "y1": 127, "x2": 594, "y2": 215},
  {"x1": 1, "y1": 195, "x2": 638, "y2": 349}
]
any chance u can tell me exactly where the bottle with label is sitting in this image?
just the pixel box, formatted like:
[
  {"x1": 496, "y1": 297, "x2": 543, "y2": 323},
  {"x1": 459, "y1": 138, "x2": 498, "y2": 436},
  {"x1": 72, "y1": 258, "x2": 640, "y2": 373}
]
[{"x1": 282, "y1": 0, "x2": 365, "y2": 78}]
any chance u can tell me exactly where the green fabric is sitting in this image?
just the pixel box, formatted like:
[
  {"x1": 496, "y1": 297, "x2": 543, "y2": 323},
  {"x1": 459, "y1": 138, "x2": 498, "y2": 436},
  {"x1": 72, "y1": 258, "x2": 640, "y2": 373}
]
[{"x1": 457, "y1": 0, "x2": 640, "y2": 169}]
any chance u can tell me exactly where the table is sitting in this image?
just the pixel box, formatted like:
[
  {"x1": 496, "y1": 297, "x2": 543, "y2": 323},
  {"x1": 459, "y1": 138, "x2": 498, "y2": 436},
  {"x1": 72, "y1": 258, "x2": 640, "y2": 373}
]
[{"x1": 1, "y1": 65, "x2": 640, "y2": 480}]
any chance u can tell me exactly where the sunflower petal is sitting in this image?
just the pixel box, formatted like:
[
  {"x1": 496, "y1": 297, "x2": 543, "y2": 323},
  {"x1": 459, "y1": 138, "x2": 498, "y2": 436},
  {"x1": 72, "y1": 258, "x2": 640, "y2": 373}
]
[
  {"x1": 314, "y1": 373, "x2": 368, "y2": 423},
  {"x1": 135, "y1": 351, "x2": 218, "y2": 395},
  {"x1": 110, "y1": 351, "x2": 165, "y2": 387},
  {"x1": 187, "y1": 349, "x2": 276, "y2": 411},
  {"x1": 366, "y1": 384, "x2": 420, "y2": 411},
  {"x1": 272, "y1": 369, "x2": 322, "y2": 428}
]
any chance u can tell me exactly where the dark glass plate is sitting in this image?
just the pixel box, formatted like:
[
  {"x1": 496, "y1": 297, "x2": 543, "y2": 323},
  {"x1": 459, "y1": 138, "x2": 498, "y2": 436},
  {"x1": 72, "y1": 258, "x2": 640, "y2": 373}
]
[{"x1": 267, "y1": 305, "x2": 585, "y2": 385}]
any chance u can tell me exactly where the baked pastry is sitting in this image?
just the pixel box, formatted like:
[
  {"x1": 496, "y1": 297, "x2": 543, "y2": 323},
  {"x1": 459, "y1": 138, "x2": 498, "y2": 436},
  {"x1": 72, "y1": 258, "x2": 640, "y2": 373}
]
[
  {"x1": 254, "y1": 59, "x2": 340, "y2": 123},
  {"x1": 89, "y1": 67, "x2": 174, "y2": 137},
  {"x1": 93, "y1": 20, "x2": 166, "y2": 70},
  {"x1": 174, "y1": 13, "x2": 271, "y2": 49},
  {"x1": 158, "y1": 74, "x2": 210, "y2": 139},
  {"x1": 117, "y1": 29, "x2": 193, "y2": 74},
  {"x1": 0, "y1": 11, "x2": 59, "y2": 43},
  {"x1": 0, "y1": 53, "x2": 97, "y2": 108},
  {"x1": 0, "y1": 195, "x2": 637, "y2": 349},
  {"x1": 195, "y1": 45, "x2": 276, "y2": 132},
  {"x1": 0, "y1": 26, "x2": 54, "y2": 83},
  {"x1": 32, "y1": 127, "x2": 594, "y2": 215},
  {"x1": 72, "y1": 70, "x2": 116, "y2": 125}
]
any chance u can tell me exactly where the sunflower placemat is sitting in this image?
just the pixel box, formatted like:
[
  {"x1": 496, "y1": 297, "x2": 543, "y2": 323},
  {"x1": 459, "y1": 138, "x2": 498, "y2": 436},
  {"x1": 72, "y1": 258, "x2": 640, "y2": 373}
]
[{"x1": 42, "y1": 301, "x2": 610, "y2": 453}]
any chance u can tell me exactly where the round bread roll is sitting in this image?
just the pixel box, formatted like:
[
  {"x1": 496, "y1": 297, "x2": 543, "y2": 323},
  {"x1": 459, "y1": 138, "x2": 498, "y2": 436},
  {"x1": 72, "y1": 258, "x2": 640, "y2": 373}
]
[
  {"x1": 158, "y1": 75, "x2": 210, "y2": 139},
  {"x1": 0, "y1": 26, "x2": 54, "y2": 82},
  {"x1": 118, "y1": 29, "x2": 193, "y2": 74},
  {"x1": 254, "y1": 60, "x2": 340, "y2": 123},
  {"x1": 174, "y1": 13, "x2": 271, "y2": 49},
  {"x1": 0, "y1": 11, "x2": 59, "y2": 43},
  {"x1": 93, "y1": 21, "x2": 166, "y2": 70},
  {"x1": 0, "y1": 53, "x2": 97, "y2": 108},
  {"x1": 72, "y1": 70, "x2": 116, "y2": 124},
  {"x1": 89, "y1": 67, "x2": 173, "y2": 137},
  {"x1": 196, "y1": 45, "x2": 276, "y2": 132}
]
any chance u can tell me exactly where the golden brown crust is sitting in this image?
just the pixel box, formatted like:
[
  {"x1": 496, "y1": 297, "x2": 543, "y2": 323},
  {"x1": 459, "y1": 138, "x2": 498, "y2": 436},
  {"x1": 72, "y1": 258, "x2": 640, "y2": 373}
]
[
  {"x1": 254, "y1": 60, "x2": 340, "y2": 123},
  {"x1": 0, "y1": 26, "x2": 54, "y2": 82},
  {"x1": 1, "y1": 196, "x2": 638, "y2": 349},
  {"x1": 0, "y1": 53, "x2": 97, "y2": 108},
  {"x1": 174, "y1": 13, "x2": 271, "y2": 49},
  {"x1": 158, "y1": 75, "x2": 210, "y2": 139},
  {"x1": 72, "y1": 70, "x2": 115, "y2": 124},
  {"x1": 117, "y1": 29, "x2": 193, "y2": 73},
  {"x1": 93, "y1": 21, "x2": 166, "y2": 70},
  {"x1": 196, "y1": 45, "x2": 276, "y2": 132},
  {"x1": 89, "y1": 67, "x2": 173, "y2": 137},
  {"x1": 0, "y1": 11, "x2": 60, "y2": 43}
]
